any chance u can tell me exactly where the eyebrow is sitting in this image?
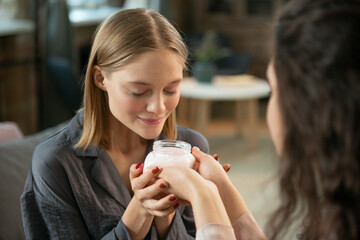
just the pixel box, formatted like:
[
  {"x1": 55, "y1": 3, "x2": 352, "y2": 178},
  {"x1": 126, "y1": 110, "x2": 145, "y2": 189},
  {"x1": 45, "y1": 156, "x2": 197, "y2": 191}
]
[{"x1": 127, "y1": 79, "x2": 182, "y2": 86}]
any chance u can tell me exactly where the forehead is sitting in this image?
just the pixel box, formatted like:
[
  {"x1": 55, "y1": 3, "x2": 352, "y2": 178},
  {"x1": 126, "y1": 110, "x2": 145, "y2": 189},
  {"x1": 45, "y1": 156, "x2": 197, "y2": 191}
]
[
  {"x1": 129, "y1": 48, "x2": 184, "y2": 67},
  {"x1": 109, "y1": 49, "x2": 184, "y2": 83}
]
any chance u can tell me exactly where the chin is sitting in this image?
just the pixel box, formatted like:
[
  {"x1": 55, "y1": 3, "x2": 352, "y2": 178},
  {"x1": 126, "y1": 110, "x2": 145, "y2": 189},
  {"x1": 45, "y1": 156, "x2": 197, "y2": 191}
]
[{"x1": 138, "y1": 128, "x2": 163, "y2": 140}]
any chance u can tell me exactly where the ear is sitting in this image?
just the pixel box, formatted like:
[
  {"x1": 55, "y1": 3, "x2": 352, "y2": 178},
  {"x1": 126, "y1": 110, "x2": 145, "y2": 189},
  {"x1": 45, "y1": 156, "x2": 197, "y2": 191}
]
[{"x1": 93, "y1": 65, "x2": 107, "y2": 91}]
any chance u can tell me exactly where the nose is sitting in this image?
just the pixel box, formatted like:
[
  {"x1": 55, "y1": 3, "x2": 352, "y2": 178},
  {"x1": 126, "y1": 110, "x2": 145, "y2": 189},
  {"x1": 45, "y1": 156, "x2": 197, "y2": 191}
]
[{"x1": 146, "y1": 94, "x2": 166, "y2": 115}]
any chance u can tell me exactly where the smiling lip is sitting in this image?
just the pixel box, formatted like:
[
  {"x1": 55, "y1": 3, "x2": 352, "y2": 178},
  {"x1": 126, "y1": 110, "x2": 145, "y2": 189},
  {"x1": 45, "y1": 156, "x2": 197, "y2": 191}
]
[{"x1": 138, "y1": 117, "x2": 164, "y2": 125}]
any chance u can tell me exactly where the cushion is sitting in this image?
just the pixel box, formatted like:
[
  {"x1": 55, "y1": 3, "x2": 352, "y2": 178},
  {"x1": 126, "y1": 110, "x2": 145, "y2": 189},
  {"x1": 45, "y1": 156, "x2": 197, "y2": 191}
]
[
  {"x1": 0, "y1": 121, "x2": 68, "y2": 240},
  {"x1": 0, "y1": 122, "x2": 23, "y2": 144}
]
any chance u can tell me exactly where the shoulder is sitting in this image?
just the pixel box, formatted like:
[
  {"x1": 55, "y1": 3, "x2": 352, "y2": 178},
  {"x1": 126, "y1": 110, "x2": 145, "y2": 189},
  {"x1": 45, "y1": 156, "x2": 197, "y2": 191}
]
[
  {"x1": 31, "y1": 126, "x2": 73, "y2": 184},
  {"x1": 30, "y1": 127, "x2": 78, "y2": 203},
  {"x1": 32, "y1": 112, "x2": 83, "y2": 178},
  {"x1": 32, "y1": 129, "x2": 67, "y2": 171},
  {"x1": 176, "y1": 126, "x2": 209, "y2": 154}
]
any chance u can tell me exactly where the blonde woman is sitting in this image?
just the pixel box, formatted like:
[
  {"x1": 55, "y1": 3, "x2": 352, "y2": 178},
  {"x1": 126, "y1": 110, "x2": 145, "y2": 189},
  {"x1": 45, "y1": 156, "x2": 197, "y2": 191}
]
[{"x1": 21, "y1": 9, "x2": 208, "y2": 239}]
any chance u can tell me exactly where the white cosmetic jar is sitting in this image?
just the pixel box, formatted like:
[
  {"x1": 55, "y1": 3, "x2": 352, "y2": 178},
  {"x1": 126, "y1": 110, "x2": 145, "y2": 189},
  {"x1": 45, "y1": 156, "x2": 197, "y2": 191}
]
[{"x1": 143, "y1": 140, "x2": 196, "y2": 173}]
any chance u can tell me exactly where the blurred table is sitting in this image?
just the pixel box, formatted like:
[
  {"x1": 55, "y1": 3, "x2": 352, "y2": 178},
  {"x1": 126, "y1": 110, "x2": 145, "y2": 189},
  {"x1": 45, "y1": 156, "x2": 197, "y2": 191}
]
[
  {"x1": 0, "y1": 19, "x2": 34, "y2": 37},
  {"x1": 178, "y1": 75, "x2": 270, "y2": 148},
  {"x1": 69, "y1": 6, "x2": 123, "y2": 27}
]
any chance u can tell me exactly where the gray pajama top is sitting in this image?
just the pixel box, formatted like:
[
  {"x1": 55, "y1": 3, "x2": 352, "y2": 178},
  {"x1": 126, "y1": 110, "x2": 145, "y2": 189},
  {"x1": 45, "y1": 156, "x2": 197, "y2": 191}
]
[{"x1": 21, "y1": 111, "x2": 209, "y2": 240}]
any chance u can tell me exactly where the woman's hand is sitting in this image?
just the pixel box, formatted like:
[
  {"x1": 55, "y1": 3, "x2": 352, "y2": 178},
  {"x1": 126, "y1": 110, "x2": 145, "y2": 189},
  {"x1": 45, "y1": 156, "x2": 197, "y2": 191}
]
[
  {"x1": 158, "y1": 166, "x2": 232, "y2": 229},
  {"x1": 122, "y1": 163, "x2": 179, "y2": 240},
  {"x1": 212, "y1": 153, "x2": 231, "y2": 173},
  {"x1": 158, "y1": 166, "x2": 217, "y2": 203},
  {"x1": 129, "y1": 163, "x2": 179, "y2": 217},
  {"x1": 192, "y1": 147, "x2": 231, "y2": 188}
]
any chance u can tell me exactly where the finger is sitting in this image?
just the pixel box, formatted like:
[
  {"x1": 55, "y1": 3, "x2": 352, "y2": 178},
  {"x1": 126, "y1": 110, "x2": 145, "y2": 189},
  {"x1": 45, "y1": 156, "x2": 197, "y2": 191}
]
[
  {"x1": 192, "y1": 147, "x2": 215, "y2": 162},
  {"x1": 131, "y1": 166, "x2": 162, "y2": 191},
  {"x1": 136, "y1": 180, "x2": 168, "y2": 201},
  {"x1": 129, "y1": 163, "x2": 144, "y2": 181},
  {"x1": 177, "y1": 199, "x2": 191, "y2": 206},
  {"x1": 212, "y1": 154, "x2": 219, "y2": 161},
  {"x1": 148, "y1": 203, "x2": 179, "y2": 217},
  {"x1": 143, "y1": 194, "x2": 178, "y2": 212},
  {"x1": 194, "y1": 161, "x2": 200, "y2": 171},
  {"x1": 223, "y1": 164, "x2": 231, "y2": 173}
]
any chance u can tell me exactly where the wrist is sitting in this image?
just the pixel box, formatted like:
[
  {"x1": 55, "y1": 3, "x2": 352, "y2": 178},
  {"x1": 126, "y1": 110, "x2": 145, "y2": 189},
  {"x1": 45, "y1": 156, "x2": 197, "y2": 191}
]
[
  {"x1": 191, "y1": 182, "x2": 218, "y2": 205},
  {"x1": 214, "y1": 171, "x2": 231, "y2": 191},
  {"x1": 154, "y1": 211, "x2": 176, "y2": 223},
  {"x1": 217, "y1": 176, "x2": 234, "y2": 199},
  {"x1": 154, "y1": 212, "x2": 176, "y2": 239},
  {"x1": 191, "y1": 182, "x2": 231, "y2": 228},
  {"x1": 127, "y1": 197, "x2": 152, "y2": 218},
  {"x1": 220, "y1": 180, "x2": 248, "y2": 224},
  {"x1": 122, "y1": 197, "x2": 154, "y2": 240},
  {"x1": 186, "y1": 173, "x2": 213, "y2": 203}
]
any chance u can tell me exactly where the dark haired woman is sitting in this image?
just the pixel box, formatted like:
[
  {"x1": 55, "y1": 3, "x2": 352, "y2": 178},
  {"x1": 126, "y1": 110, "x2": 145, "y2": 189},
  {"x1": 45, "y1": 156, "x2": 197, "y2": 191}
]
[{"x1": 157, "y1": 0, "x2": 360, "y2": 239}]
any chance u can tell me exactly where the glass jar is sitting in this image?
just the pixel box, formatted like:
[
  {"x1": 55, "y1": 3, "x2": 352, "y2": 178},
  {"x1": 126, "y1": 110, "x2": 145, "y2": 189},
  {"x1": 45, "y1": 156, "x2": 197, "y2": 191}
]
[{"x1": 143, "y1": 140, "x2": 196, "y2": 173}]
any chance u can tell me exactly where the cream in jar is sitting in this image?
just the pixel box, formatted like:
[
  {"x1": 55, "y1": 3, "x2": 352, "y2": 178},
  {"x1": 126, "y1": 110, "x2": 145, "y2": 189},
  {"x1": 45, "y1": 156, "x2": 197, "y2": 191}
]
[{"x1": 143, "y1": 140, "x2": 195, "y2": 173}]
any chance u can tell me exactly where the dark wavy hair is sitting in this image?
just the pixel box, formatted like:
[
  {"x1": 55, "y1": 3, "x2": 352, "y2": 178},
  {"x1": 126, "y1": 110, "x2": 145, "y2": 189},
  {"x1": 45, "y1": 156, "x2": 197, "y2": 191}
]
[{"x1": 267, "y1": 0, "x2": 360, "y2": 239}]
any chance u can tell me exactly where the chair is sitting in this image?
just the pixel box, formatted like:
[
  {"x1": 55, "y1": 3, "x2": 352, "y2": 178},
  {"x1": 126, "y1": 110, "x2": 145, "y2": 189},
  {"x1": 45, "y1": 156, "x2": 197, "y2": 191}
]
[{"x1": 35, "y1": 0, "x2": 82, "y2": 129}]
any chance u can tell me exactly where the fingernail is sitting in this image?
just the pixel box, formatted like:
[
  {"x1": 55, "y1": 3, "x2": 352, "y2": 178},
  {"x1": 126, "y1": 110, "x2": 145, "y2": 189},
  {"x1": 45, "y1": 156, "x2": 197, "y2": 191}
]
[
  {"x1": 160, "y1": 183, "x2": 167, "y2": 189},
  {"x1": 152, "y1": 166, "x2": 160, "y2": 174},
  {"x1": 136, "y1": 163, "x2": 143, "y2": 169},
  {"x1": 192, "y1": 146, "x2": 200, "y2": 152},
  {"x1": 227, "y1": 165, "x2": 231, "y2": 172},
  {"x1": 169, "y1": 195, "x2": 177, "y2": 201},
  {"x1": 174, "y1": 203, "x2": 180, "y2": 209}
]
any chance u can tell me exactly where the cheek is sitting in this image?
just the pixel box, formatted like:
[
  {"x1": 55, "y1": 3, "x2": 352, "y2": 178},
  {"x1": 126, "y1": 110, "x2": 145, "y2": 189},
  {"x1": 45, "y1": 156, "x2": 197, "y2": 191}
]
[
  {"x1": 165, "y1": 94, "x2": 180, "y2": 112},
  {"x1": 107, "y1": 89, "x2": 144, "y2": 114},
  {"x1": 266, "y1": 98, "x2": 274, "y2": 128},
  {"x1": 122, "y1": 98, "x2": 145, "y2": 114},
  {"x1": 266, "y1": 96, "x2": 283, "y2": 154}
]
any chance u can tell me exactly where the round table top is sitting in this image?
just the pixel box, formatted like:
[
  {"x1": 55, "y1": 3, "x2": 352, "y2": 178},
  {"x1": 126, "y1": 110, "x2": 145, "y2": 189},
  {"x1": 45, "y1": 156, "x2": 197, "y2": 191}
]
[{"x1": 180, "y1": 76, "x2": 270, "y2": 100}]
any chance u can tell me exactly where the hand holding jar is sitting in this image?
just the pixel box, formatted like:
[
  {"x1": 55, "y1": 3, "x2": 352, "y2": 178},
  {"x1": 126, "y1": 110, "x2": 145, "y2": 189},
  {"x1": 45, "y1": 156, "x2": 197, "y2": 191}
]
[{"x1": 128, "y1": 163, "x2": 179, "y2": 217}]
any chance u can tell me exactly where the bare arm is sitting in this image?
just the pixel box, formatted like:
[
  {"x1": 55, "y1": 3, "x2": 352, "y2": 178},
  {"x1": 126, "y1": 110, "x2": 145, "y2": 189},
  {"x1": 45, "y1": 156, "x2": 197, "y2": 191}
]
[
  {"x1": 192, "y1": 147, "x2": 267, "y2": 239},
  {"x1": 192, "y1": 147, "x2": 248, "y2": 223}
]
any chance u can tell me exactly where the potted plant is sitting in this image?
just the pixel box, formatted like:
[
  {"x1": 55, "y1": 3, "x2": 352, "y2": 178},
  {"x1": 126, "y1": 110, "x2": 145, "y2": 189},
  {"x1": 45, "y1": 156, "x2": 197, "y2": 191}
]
[{"x1": 192, "y1": 31, "x2": 228, "y2": 83}]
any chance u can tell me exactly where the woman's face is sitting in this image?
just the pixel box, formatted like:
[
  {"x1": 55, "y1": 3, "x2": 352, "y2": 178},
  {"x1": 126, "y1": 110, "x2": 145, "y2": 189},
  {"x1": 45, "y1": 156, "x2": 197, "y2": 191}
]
[
  {"x1": 99, "y1": 48, "x2": 183, "y2": 140},
  {"x1": 266, "y1": 61, "x2": 284, "y2": 155}
]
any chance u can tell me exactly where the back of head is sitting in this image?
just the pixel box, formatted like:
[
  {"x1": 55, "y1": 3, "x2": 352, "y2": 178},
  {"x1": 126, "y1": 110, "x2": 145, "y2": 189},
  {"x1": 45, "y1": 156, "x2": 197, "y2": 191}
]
[
  {"x1": 269, "y1": 0, "x2": 360, "y2": 239},
  {"x1": 77, "y1": 8, "x2": 188, "y2": 149}
]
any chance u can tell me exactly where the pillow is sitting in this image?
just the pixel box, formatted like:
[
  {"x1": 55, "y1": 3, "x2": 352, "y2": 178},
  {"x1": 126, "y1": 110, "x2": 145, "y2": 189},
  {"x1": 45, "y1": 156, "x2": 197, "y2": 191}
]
[
  {"x1": 0, "y1": 121, "x2": 68, "y2": 240},
  {"x1": 0, "y1": 121, "x2": 23, "y2": 143}
]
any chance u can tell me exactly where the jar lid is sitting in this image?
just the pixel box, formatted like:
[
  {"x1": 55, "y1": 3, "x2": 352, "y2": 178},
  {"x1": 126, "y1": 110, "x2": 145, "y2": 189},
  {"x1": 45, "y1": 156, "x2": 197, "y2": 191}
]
[{"x1": 153, "y1": 140, "x2": 191, "y2": 152}]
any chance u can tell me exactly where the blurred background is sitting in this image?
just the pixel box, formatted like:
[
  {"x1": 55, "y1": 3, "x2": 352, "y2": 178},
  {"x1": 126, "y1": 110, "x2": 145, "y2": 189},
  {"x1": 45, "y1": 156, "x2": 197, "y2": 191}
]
[
  {"x1": 0, "y1": 0, "x2": 292, "y2": 237},
  {"x1": 0, "y1": 0, "x2": 290, "y2": 135}
]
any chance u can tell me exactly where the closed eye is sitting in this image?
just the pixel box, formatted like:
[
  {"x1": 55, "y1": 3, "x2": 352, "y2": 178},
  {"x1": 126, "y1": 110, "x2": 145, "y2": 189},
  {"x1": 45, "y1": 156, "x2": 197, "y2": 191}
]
[
  {"x1": 164, "y1": 90, "x2": 177, "y2": 96},
  {"x1": 131, "y1": 91, "x2": 147, "y2": 98}
]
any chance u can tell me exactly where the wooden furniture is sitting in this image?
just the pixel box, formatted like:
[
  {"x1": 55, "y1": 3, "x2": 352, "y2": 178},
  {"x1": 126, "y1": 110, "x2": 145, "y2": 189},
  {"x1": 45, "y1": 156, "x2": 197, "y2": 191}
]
[
  {"x1": 191, "y1": 0, "x2": 290, "y2": 78},
  {"x1": 0, "y1": 4, "x2": 141, "y2": 135},
  {"x1": 178, "y1": 76, "x2": 270, "y2": 148},
  {"x1": 0, "y1": 19, "x2": 37, "y2": 135}
]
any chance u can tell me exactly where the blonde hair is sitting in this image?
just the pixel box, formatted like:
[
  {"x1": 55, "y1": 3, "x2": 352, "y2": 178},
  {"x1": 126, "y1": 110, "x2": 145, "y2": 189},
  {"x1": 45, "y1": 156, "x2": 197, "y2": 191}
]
[{"x1": 75, "y1": 8, "x2": 188, "y2": 150}]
